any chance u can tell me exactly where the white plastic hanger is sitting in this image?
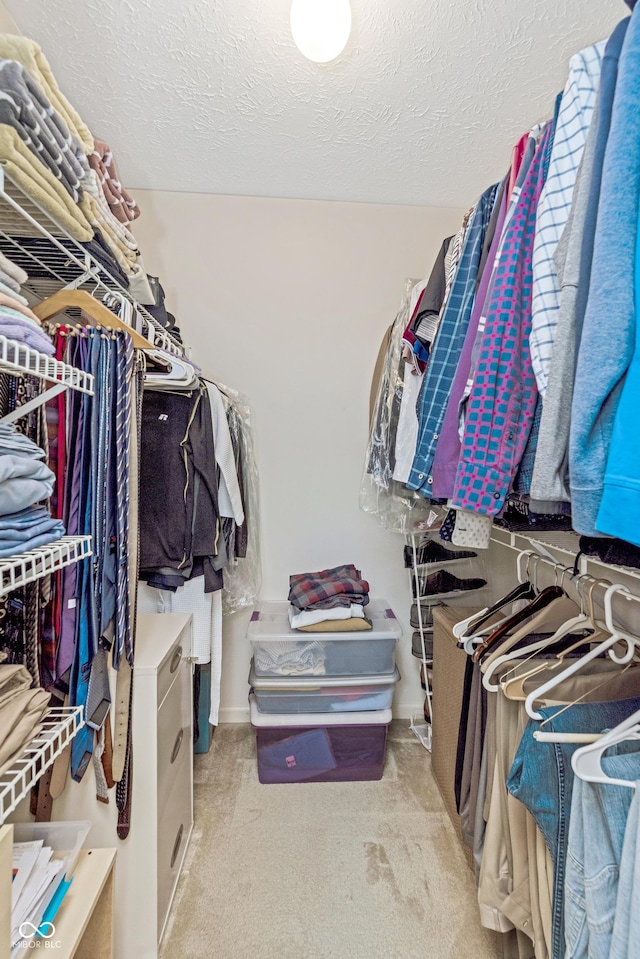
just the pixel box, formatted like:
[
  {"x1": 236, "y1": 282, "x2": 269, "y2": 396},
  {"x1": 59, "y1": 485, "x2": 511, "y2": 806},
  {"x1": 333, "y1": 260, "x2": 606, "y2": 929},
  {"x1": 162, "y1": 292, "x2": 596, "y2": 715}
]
[
  {"x1": 524, "y1": 583, "x2": 637, "y2": 720},
  {"x1": 144, "y1": 349, "x2": 198, "y2": 388},
  {"x1": 487, "y1": 574, "x2": 597, "y2": 695},
  {"x1": 455, "y1": 550, "x2": 538, "y2": 653},
  {"x1": 481, "y1": 596, "x2": 580, "y2": 691},
  {"x1": 571, "y1": 707, "x2": 640, "y2": 788},
  {"x1": 453, "y1": 550, "x2": 533, "y2": 638}
]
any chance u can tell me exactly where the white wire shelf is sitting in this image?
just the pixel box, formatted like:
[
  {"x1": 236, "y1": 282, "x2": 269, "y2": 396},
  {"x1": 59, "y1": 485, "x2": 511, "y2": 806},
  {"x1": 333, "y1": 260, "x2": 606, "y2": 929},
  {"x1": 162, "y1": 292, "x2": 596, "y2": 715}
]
[
  {"x1": 490, "y1": 527, "x2": 581, "y2": 558},
  {"x1": 0, "y1": 334, "x2": 94, "y2": 394},
  {"x1": 0, "y1": 706, "x2": 84, "y2": 823},
  {"x1": 0, "y1": 535, "x2": 92, "y2": 596},
  {"x1": 0, "y1": 168, "x2": 184, "y2": 358}
]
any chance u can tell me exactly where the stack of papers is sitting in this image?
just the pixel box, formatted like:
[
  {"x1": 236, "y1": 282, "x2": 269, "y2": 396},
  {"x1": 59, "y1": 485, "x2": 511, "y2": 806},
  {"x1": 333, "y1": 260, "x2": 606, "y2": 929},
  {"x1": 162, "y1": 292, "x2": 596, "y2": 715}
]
[{"x1": 11, "y1": 840, "x2": 72, "y2": 954}]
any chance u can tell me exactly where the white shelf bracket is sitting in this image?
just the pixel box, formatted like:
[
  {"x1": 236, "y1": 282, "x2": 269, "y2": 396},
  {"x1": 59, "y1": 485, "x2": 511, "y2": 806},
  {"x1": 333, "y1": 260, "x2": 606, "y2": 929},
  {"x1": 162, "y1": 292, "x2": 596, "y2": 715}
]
[{"x1": 1, "y1": 382, "x2": 66, "y2": 424}]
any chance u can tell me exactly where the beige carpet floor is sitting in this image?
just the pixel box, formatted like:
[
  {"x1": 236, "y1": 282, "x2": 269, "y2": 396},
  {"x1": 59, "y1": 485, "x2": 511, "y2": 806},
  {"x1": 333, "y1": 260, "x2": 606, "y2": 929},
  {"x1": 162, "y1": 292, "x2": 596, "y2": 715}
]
[{"x1": 160, "y1": 721, "x2": 498, "y2": 959}]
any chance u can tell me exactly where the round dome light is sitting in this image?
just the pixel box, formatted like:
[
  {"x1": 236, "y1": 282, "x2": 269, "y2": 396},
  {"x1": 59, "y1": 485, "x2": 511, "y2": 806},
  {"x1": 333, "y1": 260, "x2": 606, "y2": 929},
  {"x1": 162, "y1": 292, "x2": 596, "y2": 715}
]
[{"x1": 290, "y1": 0, "x2": 352, "y2": 63}]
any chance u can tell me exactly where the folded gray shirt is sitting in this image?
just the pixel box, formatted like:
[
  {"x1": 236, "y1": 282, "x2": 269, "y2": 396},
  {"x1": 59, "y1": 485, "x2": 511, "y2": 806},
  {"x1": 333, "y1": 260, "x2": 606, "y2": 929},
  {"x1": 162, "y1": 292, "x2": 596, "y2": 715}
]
[{"x1": 0, "y1": 454, "x2": 54, "y2": 515}]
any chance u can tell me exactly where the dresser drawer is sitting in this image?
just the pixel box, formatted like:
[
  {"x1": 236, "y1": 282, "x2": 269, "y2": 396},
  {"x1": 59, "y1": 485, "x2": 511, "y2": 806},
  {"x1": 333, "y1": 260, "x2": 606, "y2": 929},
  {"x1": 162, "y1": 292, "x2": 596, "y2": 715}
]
[
  {"x1": 157, "y1": 619, "x2": 192, "y2": 706},
  {"x1": 157, "y1": 661, "x2": 193, "y2": 814},
  {"x1": 157, "y1": 754, "x2": 192, "y2": 939}
]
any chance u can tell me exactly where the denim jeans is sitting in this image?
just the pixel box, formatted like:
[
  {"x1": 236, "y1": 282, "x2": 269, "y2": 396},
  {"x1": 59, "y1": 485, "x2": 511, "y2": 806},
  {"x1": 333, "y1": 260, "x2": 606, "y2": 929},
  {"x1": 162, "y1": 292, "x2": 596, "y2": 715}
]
[
  {"x1": 565, "y1": 751, "x2": 640, "y2": 958},
  {"x1": 507, "y1": 697, "x2": 640, "y2": 959},
  {"x1": 610, "y1": 777, "x2": 640, "y2": 958}
]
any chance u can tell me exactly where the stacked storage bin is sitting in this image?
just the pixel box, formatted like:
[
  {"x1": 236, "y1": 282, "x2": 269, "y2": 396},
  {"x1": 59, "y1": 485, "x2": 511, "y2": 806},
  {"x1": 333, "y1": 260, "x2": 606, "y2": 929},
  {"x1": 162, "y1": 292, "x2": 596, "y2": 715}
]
[{"x1": 247, "y1": 599, "x2": 402, "y2": 784}]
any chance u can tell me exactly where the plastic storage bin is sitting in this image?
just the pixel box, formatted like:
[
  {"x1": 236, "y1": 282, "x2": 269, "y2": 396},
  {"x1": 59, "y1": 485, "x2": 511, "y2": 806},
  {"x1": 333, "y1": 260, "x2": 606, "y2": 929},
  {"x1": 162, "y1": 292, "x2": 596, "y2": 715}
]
[
  {"x1": 248, "y1": 599, "x2": 401, "y2": 678},
  {"x1": 249, "y1": 694, "x2": 392, "y2": 784},
  {"x1": 12, "y1": 820, "x2": 91, "y2": 879},
  {"x1": 249, "y1": 661, "x2": 400, "y2": 713}
]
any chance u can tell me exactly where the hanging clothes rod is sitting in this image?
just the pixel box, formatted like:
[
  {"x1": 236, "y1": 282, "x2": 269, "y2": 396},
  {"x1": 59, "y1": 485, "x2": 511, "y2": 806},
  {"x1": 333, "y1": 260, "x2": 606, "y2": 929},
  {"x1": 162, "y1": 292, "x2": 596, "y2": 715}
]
[{"x1": 515, "y1": 548, "x2": 640, "y2": 635}]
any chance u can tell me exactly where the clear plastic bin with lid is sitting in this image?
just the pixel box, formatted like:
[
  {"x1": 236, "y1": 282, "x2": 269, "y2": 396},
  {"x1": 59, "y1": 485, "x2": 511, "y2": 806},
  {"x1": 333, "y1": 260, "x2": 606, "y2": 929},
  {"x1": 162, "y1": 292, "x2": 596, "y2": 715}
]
[{"x1": 248, "y1": 599, "x2": 402, "y2": 679}]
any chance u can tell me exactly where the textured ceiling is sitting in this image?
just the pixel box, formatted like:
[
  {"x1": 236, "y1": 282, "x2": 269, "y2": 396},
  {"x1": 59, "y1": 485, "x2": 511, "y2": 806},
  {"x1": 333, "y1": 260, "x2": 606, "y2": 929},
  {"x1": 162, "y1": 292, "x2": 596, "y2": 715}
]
[{"x1": 5, "y1": 0, "x2": 623, "y2": 207}]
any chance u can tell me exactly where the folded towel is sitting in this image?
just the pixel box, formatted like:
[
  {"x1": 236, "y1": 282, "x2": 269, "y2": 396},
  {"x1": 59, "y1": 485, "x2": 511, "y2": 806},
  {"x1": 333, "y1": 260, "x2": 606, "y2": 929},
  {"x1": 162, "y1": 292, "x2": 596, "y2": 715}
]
[
  {"x1": 0, "y1": 280, "x2": 28, "y2": 304},
  {"x1": 0, "y1": 312, "x2": 54, "y2": 355},
  {"x1": 0, "y1": 248, "x2": 27, "y2": 287},
  {"x1": 0, "y1": 59, "x2": 88, "y2": 202},
  {"x1": 89, "y1": 138, "x2": 140, "y2": 223},
  {"x1": 80, "y1": 191, "x2": 137, "y2": 275},
  {"x1": 81, "y1": 170, "x2": 139, "y2": 252},
  {"x1": 0, "y1": 268, "x2": 20, "y2": 294},
  {"x1": 0, "y1": 290, "x2": 40, "y2": 324},
  {"x1": 0, "y1": 35, "x2": 93, "y2": 153},
  {"x1": 0, "y1": 124, "x2": 92, "y2": 241}
]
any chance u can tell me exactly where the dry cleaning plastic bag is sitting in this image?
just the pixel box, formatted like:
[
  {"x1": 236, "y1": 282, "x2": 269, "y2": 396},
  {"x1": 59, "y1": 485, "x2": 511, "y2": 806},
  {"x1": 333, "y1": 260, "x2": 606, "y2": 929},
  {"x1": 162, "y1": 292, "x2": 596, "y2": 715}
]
[{"x1": 360, "y1": 279, "x2": 444, "y2": 534}]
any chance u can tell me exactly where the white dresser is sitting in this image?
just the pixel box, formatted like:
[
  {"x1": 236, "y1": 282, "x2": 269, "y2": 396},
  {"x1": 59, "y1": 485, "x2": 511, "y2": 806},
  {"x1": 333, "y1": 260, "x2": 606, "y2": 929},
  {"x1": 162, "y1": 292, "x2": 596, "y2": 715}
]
[
  {"x1": 131, "y1": 613, "x2": 194, "y2": 953},
  {"x1": 52, "y1": 612, "x2": 194, "y2": 959}
]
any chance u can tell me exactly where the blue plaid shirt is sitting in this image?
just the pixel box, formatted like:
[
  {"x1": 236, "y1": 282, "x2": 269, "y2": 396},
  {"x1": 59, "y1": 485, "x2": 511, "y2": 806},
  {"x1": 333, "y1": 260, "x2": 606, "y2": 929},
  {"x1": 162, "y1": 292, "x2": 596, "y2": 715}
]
[{"x1": 407, "y1": 182, "x2": 499, "y2": 495}]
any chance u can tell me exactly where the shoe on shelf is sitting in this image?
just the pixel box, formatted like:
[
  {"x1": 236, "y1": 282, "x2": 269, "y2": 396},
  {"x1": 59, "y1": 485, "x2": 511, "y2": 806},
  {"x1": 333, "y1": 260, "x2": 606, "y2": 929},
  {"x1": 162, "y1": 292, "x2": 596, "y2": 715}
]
[
  {"x1": 423, "y1": 694, "x2": 432, "y2": 725},
  {"x1": 412, "y1": 569, "x2": 487, "y2": 598},
  {"x1": 409, "y1": 602, "x2": 440, "y2": 629},
  {"x1": 411, "y1": 630, "x2": 434, "y2": 659},
  {"x1": 420, "y1": 663, "x2": 433, "y2": 690},
  {"x1": 404, "y1": 541, "x2": 477, "y2": 569}
]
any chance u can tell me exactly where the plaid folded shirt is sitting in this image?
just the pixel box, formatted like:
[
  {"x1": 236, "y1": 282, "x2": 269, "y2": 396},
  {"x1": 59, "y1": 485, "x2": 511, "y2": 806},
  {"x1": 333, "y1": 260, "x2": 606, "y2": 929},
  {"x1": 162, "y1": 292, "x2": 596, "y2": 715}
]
[{"x1": 288, "y1": 564, "x2": 370, "y2": 611}]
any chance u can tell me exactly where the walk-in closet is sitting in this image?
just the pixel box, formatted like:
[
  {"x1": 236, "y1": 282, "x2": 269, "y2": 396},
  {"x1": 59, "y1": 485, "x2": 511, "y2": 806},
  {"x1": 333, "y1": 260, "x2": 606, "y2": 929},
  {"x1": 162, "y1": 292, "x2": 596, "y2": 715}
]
[{"x1": 0, "y1": 1, "x2": 639, "y2": 958}]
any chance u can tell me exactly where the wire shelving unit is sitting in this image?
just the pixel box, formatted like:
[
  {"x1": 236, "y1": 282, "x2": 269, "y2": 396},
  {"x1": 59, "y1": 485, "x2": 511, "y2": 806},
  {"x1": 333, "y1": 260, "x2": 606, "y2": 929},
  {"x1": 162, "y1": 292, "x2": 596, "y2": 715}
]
[{"x1": 0, "y1": 706, "x2": 84, "y2": 824}]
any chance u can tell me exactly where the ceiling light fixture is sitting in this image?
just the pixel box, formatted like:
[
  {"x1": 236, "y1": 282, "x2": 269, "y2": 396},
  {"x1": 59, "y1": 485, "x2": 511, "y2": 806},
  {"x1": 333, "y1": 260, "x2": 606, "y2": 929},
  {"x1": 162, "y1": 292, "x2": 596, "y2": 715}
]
[{"x1": 290, "y1": 0, "x2": 352, "y2": 63}]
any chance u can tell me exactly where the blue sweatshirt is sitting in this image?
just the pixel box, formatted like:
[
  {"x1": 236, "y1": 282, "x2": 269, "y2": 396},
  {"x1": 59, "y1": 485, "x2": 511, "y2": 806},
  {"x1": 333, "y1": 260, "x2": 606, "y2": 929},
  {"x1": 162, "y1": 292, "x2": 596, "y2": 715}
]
[
  {"x1": 569, "y1": 7, "x2": 640, "y2": 534},
  {"x1": 596, "y1": 195, "x2": 640, "y2": 542}
]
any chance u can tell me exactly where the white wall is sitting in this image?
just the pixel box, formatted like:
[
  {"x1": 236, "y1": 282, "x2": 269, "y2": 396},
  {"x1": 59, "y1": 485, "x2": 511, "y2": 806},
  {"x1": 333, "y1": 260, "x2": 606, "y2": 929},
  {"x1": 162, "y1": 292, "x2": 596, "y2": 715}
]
[
  {"x1": 0, "y1": 1, "x2": 19, "y2": 32},
  {"x1": 132, "y1": 191, "x2": 465, "y2": 720}
]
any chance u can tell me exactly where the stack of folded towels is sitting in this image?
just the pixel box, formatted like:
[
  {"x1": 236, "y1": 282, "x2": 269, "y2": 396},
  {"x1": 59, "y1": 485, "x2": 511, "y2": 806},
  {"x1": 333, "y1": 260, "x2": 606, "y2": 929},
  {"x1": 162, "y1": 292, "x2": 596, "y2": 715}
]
[
  {"x1": 0, "y1": 659, "x2": 50, "y2": 774},
  {"x1": 0, "y1": 423, "x2": 64, "y2": 556},
  {"x1": 0, "y1": 252, "x2": 54, "y2": 355},
  {"x1": 0, "y1": 36, "x2": 145, "y2": 289},
  {"x1": 288, "y1": 564, "x2": 371, "y2": 632}
]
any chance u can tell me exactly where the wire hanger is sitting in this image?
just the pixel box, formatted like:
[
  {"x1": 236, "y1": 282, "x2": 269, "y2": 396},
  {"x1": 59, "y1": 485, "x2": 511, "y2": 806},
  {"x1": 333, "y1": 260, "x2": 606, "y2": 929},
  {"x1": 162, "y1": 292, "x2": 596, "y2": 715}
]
[{"x1": 32, "y1": 289, "x2": 154, "y2": 351}]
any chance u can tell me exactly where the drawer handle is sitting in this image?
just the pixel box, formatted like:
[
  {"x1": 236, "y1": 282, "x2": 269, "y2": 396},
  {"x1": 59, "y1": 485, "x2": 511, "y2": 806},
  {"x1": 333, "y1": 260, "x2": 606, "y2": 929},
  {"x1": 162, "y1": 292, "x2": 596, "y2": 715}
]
[
  {"x1": 170, "y1": 824, "x2": 184, "y2": 869},
  {"x1": 170, "y1": 648, "x2": 182, "y2": 674},
  {"x1": 171, "y1": 728, "x2": 184, "y2": 764}
]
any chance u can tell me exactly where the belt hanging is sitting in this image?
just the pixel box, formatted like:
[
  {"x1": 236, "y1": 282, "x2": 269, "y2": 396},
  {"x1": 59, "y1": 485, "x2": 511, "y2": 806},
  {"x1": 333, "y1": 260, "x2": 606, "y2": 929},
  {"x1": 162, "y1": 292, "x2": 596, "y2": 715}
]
[
  {"x1": 114, "y1": 356, "x2": 143, "y2": 832},
  {"x1": 112, "y1": 659, "x2": 131, "y2": 781},
  {"x1": 116, "y1": 673, "x2": 134, "y2": 839}
]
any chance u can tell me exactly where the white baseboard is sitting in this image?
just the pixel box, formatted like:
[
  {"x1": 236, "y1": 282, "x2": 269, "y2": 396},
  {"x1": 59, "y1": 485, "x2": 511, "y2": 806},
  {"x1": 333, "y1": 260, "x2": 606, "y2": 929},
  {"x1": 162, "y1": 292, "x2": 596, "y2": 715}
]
[
  {"x1": 216, "y1": 703, "x2": 425, "y2": 724},
  {"x1": 218, "y1": 705, "x2": 251, "y2": 724},
  {"x1": 391, "y1": 703, "x2": 426, "y2": 721}
]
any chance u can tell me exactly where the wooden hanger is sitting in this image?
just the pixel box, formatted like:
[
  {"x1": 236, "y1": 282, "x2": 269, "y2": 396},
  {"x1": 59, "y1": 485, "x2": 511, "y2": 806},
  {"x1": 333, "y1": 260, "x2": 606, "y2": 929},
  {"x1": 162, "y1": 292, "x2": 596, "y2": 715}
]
[{"x1": 32, "y1": 289, "x2": 154, "y2": 351}]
